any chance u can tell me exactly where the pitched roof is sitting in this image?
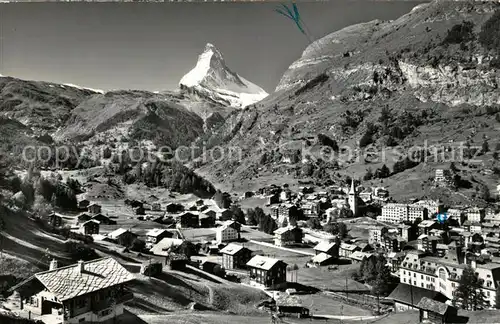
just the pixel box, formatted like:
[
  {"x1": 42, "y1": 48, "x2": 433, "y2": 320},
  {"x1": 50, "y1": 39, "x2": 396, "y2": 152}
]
[
  {"x1": 150, "y1": 238, "x2": 184, "y2": 256},
  {"x1": 246, "y1": 255, "x2": 286, "y2": 270},
  {"x1": 340, "y1": 243, "x2": 358, "y2": 251},
  {"x1": 311, "y1": 252, "x2": 332, "y2": 264},
  {"x1": 107, "y1": 228, "x2": 135, "y2": 239},
  {"x1": 146, "y1": 228, "x2": 168, "y2": 237},
  {"x1": 387, "y1": 283, "x2": 448, "y2": 306},
  {"x1": 350, "y1": 251, "x2": 373, "y2": 261},
  {"x1": 217, "y1": 225, "x2": 237, "y2": 233},
  {"x1": 81, "y1": 220, "x2": 100, "y2": 226},
  {"x1": 33, "y1": 257, "x2": 134, "y2": 301},
  {"x1": 274, "y1": 226, "x2": 297, "y2": 235},
  {"x1": 220, "y1": 243, "x2": 248, "y2": 256},
  {"x1": 416, "y1": 297, "x2": 451, "y2": 315},
  {"x1": 276, "y1": 294, "x2": 303, "y2": 307},
  {"x1": 313, "y1": 241, "x2": 336, "y2": 253}
]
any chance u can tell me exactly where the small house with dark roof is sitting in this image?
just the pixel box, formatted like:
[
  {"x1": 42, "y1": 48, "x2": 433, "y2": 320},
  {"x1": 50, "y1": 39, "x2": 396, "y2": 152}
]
[
  {"x1": 75, "y1": 213, "x2": 92, "y2": 224},
  {"x1": 220, "y1": 243, "x2": 252, "y2": 269},
  {"x1": 145, "y1": 228, "x2": 174, "y2": 249},
  {"x1": 107, "y1": 228, "x2": 138, "y2": 247},
  {"x1": 165, "y1": 203, "x2": 184, "y2": 213},
  {"x1": 273, "y1": 226, "x2": 303, "y2": 247},
  {"x1": 80, "y1": 220, "x2": 100, "y2": 235},
  {"x1": 87, "y1": 203, "x2": 102, "y2": 215},
  {"x1": 47, "y1": 212, "x2": 63, "y2": 228},
  {"x1": 313, "y1": 241, "x2": 339, "y2": 258},
  {"x1": 77, "y1": 198, "x2": 90, "y2": 210},
  {"x1": 166, "y1": 252, "x2": 189, "y2": 270},
  {"x1": 175, "y1": 212, "x2": 199, "y2": 228},
  {"x1": 275, "y1": 294, "x2": 310, "y2": 318},
  {"x1": 387, "y1": 283, "x2": 448, "y2": 312},
  {"x1": 246, "y1": 255, "x2": 287, "y2": 288},
  {"x1": 199, "y1": 213, "x2": 216, "y2": 228},
  {"x1": 133, "y1": 206, "x2": 145, "y2": 215},
  {"x1": 310, "y1": 253, "x2": 334, "y2": 266},
  {"x1": 417, "y1": 297, "x2": 457, "y2": 324}
]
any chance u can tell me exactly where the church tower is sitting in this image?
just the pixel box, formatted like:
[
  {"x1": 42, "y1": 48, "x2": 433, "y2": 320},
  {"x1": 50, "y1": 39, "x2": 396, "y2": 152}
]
[{"x1": 348, "y1": 178, "x2": 358, "y2": 217}]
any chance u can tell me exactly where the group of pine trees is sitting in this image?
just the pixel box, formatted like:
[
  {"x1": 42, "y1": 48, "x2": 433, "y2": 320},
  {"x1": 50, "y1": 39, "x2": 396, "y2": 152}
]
[
  {"x1": 246, "y1": 207, "x2": 277, "y2": 234},
  {"x1": 113, "y1": 155, "x2": 215, "y2": 196},
  {"x1": 353, "y1": 254, "x2": 393, "y2": 297}
]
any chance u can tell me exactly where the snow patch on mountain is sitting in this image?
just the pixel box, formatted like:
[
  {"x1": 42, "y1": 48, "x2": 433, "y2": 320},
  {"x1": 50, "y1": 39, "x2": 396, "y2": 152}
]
[
  {"x1": 179, "y1": 43, "x2": 268, "y2": 108},
  {"x1": 63, "y1": 83, "x2": 105, "y2": 94}
]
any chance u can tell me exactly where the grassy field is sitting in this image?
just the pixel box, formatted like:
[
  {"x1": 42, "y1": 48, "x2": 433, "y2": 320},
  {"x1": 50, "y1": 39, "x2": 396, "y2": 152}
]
[
  {"x1": 125, "y1": 269, "x2": 268, "y2": 316},
  {"x1": 181, "y1": 228, "x2": 217, "y2": 242},
  {"x1": 296, "y1": 264, "x2": 366, "y2": 292},
  {"x1": 240, "y1": 226, "x2": 274, "y2": 242},
  {"x1": 302, "y1": 293, "x2": 372, "y2": 316}
]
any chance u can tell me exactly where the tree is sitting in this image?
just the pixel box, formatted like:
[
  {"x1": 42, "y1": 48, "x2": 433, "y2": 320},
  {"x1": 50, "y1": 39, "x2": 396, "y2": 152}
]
[
  {"x1": 362, "y1": 256, "x2": 377, "y2": 283},
  {"x1": 381, "y1": 227, "x2": 389, "y2": 239},
  {"x1": 323, "y1": 221, "x2": 348, "y2": 239},
  {"x1": 482, "y1": 140, "x2": 490, "y2": 154},
  {"x1": 450, "y1": 162, "x2": 458, "y2": 173},
  {"x1": 246, "y1": 209, "x2": 258, "y2": 226},
  {"x1": 337, "y1": 222, "x2": 348, "y2": 239},
  {"x1": 372, "y1": 257, "x2": 392, "y2": 297},
  {"x1": 363, "y1": 168, "x2": 373, "y2": 181},
  {"x1": 493, "y1": 151, "x2": 499, "y2": 161},
  {"x1": 453, "y1": 265, "x2": 488, "y2": 310},
  {"x1": 213, "y1": 264, "x2": 226, "y2": 277},
  {"x1": 231, "y1": 204, "x2": 246, "y2": 224},
  {"x1": 307, "y1": 217, "x2": 322, "y2": 230},
  {"x1": 443, "y1": 21, "x2": 475, "y2": 44},
  {"x1": 479, "y1": 10, "x2": 500, "y2": 55}
]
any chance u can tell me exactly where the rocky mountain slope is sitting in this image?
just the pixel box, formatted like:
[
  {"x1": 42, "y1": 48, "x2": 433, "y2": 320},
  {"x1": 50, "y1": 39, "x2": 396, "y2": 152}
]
[
  {"x1": 195, "y1": 0, "x2": 500, "y2": 202},
  {"x1": 0, "y1": 77, "x2": 98, "y2": 134},
  {"x1": 179, "y1": 43, "x2": 268, "y2": 109},
  {"x1": 54, "y1": 90, "x2": 205, "y2": 149}
]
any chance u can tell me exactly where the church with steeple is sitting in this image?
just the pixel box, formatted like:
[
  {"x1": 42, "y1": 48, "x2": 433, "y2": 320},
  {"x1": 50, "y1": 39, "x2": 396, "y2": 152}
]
[{"x1": 348, "y1": 178, "x2": 358, "y2": 217}]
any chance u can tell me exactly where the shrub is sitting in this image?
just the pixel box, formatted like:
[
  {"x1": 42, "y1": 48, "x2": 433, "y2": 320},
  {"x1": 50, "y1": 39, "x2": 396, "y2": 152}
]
[
  {"x1": 479, "y1": 10, "x2": 500, "y2": 54},
  {"x1": 443, "y1": 21, "x2": 475, "y2": 45}
]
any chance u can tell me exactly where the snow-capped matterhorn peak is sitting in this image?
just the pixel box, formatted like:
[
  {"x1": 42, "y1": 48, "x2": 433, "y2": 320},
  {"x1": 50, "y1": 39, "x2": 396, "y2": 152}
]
[{"x1": 179, "y1": 43, "x2": 268, "y2": 108}]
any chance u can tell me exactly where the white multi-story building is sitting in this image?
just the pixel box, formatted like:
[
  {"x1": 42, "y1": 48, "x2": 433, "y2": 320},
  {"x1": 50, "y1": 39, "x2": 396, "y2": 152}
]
[
  {"x1": 378, "y1": 203, "x2": 427, "y2": 224},
  {"x1": 378, "y1": 204, "x2": 408, "y2": 224},
  {"x1": 466, "y1": 207, "x2": 485, "y2": 223},
  {"x1": 399, "y1": 249, "x2": 500, "y2": 308},
  {"x1": 368, "y1": 227, "x2": 383, "y2": 245},
  {"x1": 216, "y1": 225, "x2": 238, "y2": 243}
]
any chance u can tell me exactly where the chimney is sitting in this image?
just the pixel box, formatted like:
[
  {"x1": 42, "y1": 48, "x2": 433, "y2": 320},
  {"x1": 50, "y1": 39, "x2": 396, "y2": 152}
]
[
  {"x1": 49, "y1": 259, "x2": 58, "y2": 271},
  {"x1": 74, "y1": 260, "x2": 84, "y2": 274}
]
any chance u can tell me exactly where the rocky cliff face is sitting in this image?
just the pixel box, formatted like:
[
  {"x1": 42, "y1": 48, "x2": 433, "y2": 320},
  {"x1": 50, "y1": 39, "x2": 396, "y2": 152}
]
[{"x1": 398, "y1": 60, "x2": 500, "y2": 106}]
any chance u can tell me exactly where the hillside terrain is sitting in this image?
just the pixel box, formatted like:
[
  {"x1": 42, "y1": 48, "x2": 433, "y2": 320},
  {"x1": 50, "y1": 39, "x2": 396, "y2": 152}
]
[
  {"x1": 195, "y1": 0, "x2": 500, "y2": 204},
  {"x1": 0, "y1": 77, "x2": 98, "y2": 134}
]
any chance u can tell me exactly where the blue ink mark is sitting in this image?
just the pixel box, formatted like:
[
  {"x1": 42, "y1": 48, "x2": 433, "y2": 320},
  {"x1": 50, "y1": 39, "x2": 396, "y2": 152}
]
[
  {"x1": 275, "y1": 3, "x2": 307, "y2": 37},
  {"x1": 436, "y1": 213, "x2": 448, "y2": 224}
]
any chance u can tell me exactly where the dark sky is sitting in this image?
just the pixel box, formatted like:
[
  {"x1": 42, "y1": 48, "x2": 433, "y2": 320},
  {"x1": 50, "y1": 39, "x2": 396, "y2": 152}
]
[{"x1": 0, "y1": 1, "x2": 424, "y2": 93}]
